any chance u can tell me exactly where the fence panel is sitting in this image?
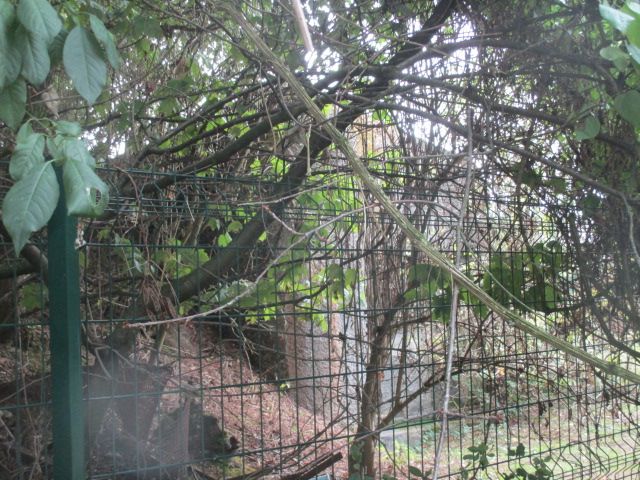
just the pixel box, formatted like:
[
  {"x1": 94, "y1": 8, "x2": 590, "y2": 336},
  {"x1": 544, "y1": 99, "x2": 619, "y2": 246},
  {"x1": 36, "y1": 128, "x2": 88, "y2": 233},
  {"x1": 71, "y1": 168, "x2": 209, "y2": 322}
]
[{"x1": 0, "y1": 165, "x2": 638, "y2": 479}]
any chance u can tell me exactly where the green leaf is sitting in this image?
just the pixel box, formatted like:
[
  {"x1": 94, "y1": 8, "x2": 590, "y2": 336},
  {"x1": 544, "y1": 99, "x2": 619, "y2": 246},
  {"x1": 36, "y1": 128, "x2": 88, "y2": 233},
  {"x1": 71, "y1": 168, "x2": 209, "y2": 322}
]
[
  {"x1": 217, "y1": 232, "x2": 232, "y2": 247},
  {"x1": 63, "y1": 26, "x2": 106, "y2": 105},
  {"x1": 46, "y1": 136, "x2": 61, "y2": 158},
  {"x1": 47, "y1": 26, "x2": 66, "y2": 65},
  {"x1": 60, "y1": 137, "x2": 96, "y2": 167},
  {"x1": 2, "y1": 161, "x2": 59, "y2": 253},
  {"x1": 16, "y1": 0, "x2": 60, "y2": 44},
  {"x1": 158, "y1": 97, "x2": 178, "y2": 116},
  {"x1": 628, "y1": 2, "x2": 640, "y2": 16},
  {"x1": 165, "y1": 77, "x2": 193, "y2": 93},
  {"x1": 20, "y1": 283, "x2": 46, "y2": 310},
  {"x1": 325, "y1": 263, "x2": 345, "y2": 281},
  {"x1": 132, "y1": 15, "x2": 162, "y2": 39},
  {"x1": 0, "y1": 0, "x2": 15, "y2": 33},
  {"x1": 626, "y1": 40, "x2": 640, "y2": 64},
  {"x1": 16, "y1": 121, "x2": 34, "y2": 143},
  {"x1": 227, "y1": 220, "x2": 243, "y2": 233},
  {"x1": 89, "y1": 14, "x2": 120, "y2": 71},
  {"x1": 599, "y1": 4, "x2": 634, "y2": 32},
  {"x1": 0, "y1": 42, "x2": 22, "y2": 88},
  {"x1": 627, "y1": 18, "x2": 640, "y2": 47},
  {"x1": 408, "y1": 263, "x2": 445, "y2": 284},
  {"x1": 15, "y1": 24, "x2": 50, "y2": 85},
  {"x1": 574, "y1": 115, "x2": 600, "y2": 141},
  {"x1": 600, "y1": 45, "x2": 630, "y2": 71},
  {"x1": 546, "y1": 176, "x2": 566, "y2": 191},
  {"x1": 344, "y1": 268, "x2": 356, "y2": 289},
  {"x1": 62, "y1": 157, "x2": 109, "y2": 216},
  {"x1": 286, "y1": 48, "x2": 303, "y2": 70},
  {"x1": 578, "y1": 194, "x2": 602, "y2": 211},
  {"x1": 0, "y1": 78, "x2": 26, "y2": 130},
  {"x1": 408, "y1": 466, "x2": 424, "y2": 478},
  {"x1": 614, "y1": 90, "x2": 640, "y2": 129},
  {"x1": 9, "y1": 132, "x2": 45, "y2": 180},
  {"x1": 408, "y1": 263, "x2": 429, "y2": 283},
  {"x1": 54, "y1": 120, "x2": 82, "y2": 136},
  {"x1": 349, "y1": 443, "x2": 363, "y2": 463},
  {"x1": 0, "y1": 1, "x2": 21, "y2": 87}
]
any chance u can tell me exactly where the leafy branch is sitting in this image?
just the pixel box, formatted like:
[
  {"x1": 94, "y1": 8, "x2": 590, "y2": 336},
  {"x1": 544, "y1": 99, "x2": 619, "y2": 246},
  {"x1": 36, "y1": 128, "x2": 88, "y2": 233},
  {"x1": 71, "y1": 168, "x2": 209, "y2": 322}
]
[{"x1": 0, "y1": 0, "x2": 119, "y2": 252}]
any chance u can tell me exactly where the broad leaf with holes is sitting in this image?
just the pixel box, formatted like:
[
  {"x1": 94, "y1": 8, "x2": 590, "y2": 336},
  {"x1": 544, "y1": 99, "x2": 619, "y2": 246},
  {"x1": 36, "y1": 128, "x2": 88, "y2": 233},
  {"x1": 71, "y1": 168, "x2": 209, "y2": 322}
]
[{"x1": 62, "y1": 157, "x2": 109, "y2": 216}]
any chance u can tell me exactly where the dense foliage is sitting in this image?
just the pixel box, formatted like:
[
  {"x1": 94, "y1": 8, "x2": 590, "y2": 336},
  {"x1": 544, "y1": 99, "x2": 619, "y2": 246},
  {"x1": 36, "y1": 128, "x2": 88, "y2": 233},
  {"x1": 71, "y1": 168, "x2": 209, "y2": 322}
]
[{"x1": 1, "y1": 0, "x2": 640, "y2": 476}]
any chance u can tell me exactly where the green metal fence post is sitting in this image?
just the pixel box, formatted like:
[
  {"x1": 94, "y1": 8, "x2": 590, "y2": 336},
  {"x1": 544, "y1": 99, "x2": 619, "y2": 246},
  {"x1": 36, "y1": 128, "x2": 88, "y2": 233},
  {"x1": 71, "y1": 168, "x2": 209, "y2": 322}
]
[{"x1": 48, "y1": 166, "x2": 85, "y2": 479}]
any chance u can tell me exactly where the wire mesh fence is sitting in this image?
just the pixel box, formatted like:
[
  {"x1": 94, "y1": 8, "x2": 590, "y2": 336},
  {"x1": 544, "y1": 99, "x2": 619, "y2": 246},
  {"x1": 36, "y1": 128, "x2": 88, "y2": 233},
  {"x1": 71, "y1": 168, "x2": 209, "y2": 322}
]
[{"x1": 0, "y1": 160, "x2": 638, "y2": 480}]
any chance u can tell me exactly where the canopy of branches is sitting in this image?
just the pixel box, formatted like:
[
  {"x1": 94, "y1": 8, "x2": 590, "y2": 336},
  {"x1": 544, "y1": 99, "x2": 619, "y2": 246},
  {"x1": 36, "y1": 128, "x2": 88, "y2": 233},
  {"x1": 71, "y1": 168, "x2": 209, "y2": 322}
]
[{"x1": 1, "y1": 0, "x2": 640, "y2": 362}]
